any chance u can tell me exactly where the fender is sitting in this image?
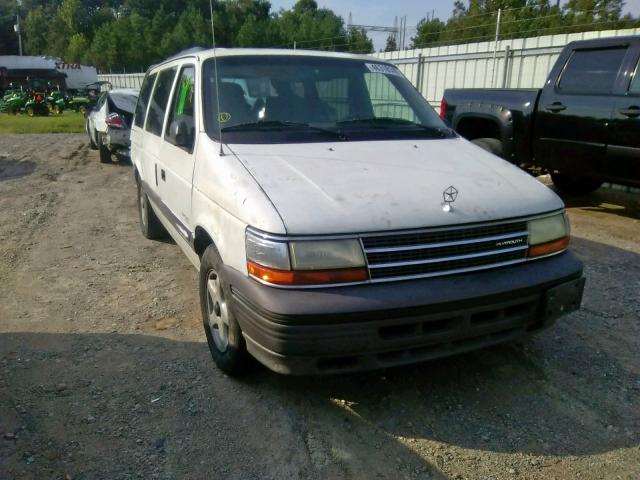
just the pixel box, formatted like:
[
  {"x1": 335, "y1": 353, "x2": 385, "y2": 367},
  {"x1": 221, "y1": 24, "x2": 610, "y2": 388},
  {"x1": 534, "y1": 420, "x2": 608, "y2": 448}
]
[{"x1": 452, "y1": 103, "x2": 516, "y2": 162}]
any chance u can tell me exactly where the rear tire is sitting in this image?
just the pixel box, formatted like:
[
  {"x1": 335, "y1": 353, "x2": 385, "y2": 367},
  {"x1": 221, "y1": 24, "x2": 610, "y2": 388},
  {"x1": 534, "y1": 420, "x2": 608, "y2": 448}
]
[
  {"x1": 472, "y1": 137, "x2": 503, "y2": 158},
  {"x1": 137, "y1": 180, "x2": 166, "y2": 240},
  {"x1": 550, "y1": 172, "x2": 603, "y2": 195},
  {"x1": 26, "y1": 106, "x2": 34, "y2": 117},
  {"x1": 200, "y1": 244, "x2": 250, "y2": 376},
  {"x1": 98, "y1": 134, "x2": 111, "y2": 163}
]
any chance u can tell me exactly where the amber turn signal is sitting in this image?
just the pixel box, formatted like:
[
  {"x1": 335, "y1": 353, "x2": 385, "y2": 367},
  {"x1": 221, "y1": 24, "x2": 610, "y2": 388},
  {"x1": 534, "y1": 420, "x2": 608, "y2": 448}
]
[
  {"x1": 528, "y1": 236, "x2": 570, "y2": 258},
  {"x1": 247, "y1": 261, "x2": 369, "y2": 286}
]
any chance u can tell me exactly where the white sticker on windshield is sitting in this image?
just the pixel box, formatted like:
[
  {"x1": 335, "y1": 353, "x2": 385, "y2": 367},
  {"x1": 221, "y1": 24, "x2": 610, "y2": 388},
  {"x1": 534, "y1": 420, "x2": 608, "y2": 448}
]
[{"x1": 365, "y1": 63, "x2": 402, "y2": 77}]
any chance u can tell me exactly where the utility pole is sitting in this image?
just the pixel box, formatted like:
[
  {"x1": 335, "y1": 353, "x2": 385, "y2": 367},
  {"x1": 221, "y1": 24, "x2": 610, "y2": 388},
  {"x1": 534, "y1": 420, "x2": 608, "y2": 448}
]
[
  {"x1": 14, "y1": 14, "x2": 23, "y2": 56},
  {"x1": 491, "y1": 8, "x2": 501, "y2": 87},
  {"x1": 14, "y1": 0, "x2": 23, "y2": 56}
]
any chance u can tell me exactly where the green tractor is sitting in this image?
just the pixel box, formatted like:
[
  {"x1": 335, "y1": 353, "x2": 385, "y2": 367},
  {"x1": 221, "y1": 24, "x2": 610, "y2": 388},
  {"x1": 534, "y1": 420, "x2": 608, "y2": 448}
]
[
  {"x1": 0, "y1": 84, "x2": 28, "y2": 115},
  {"x1": 46, "y1": 88, "x2": 66, "y2": 115},
  {"x1": 24, "y1": 91, "x2": 50, "y2": 116}
]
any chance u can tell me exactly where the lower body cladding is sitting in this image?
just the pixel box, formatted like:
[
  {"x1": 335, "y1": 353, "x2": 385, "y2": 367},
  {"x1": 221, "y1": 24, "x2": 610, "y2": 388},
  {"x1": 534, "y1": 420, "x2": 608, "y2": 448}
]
[{"x1": 224, "y1": 252, "x2": 585, "y2": 375}]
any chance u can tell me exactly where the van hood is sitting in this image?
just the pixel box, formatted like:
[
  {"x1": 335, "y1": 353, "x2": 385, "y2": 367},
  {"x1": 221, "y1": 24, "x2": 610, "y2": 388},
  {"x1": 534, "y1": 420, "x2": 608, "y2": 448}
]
[{"x1": 229, "y1": 138, "x2": 564, "y2": 234}]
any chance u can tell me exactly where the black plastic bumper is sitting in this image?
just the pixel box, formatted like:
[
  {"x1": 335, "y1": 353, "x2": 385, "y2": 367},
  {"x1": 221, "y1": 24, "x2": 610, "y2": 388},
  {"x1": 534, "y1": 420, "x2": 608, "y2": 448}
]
[{"x1": 225, "y1": 251, "x2": 585, "y2": 375}]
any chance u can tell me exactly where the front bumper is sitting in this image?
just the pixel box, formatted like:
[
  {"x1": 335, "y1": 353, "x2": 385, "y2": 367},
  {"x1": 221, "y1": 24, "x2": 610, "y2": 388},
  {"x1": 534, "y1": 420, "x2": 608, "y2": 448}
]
[{"x1": 225, "y1": 251, "x2": 585, "y2": 375}]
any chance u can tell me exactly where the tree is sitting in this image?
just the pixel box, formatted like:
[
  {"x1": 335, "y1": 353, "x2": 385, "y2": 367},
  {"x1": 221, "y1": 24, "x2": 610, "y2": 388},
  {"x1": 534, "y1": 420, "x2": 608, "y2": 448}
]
[
  {"x1": 66, "y1": 33, "x2": 89, "y2": 63},
  {"x1": 383, "y1": 35, "x2": 397, "y2": 52},
  {"x1": 346, "y1": 27, "x2": 373, "y2": 53},
  {"x1": 411, "y1": 18, "x2": 445, "y2": 48},
  {"x1": 24, "y1": 6, "x2": 50, "y2": 55}
]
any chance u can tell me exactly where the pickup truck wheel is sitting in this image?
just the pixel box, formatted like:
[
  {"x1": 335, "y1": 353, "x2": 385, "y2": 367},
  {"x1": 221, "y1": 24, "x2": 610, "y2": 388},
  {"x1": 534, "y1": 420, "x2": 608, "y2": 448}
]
[
  {"x1": 550, "y1": 173, "x2": 603, "y2": 195},
  {"x1": 98, "y1": 134, "x2": 111, "y2": 164},
  {"x1": 472, "y1": 138, "x2": 503, "y2": 158},
  {"x1": 200, "y1": 245, "x2": 250, "y2": 376},
  {"x1": 137, "y1": 181, "x2": 166, "y2": 240}
]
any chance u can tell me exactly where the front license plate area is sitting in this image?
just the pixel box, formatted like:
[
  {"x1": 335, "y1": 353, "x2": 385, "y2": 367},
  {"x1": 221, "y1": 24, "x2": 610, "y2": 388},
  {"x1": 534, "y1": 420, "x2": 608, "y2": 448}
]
[{"x1": 544, "y1": 277, "x2": 586, "y2": 321}]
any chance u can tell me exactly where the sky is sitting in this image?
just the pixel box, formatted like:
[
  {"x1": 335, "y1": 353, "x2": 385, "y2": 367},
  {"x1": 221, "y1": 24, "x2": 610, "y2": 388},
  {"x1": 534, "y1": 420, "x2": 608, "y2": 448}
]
[{"x1": 270, "y1": 0, "x2": 640, "y2": 51}]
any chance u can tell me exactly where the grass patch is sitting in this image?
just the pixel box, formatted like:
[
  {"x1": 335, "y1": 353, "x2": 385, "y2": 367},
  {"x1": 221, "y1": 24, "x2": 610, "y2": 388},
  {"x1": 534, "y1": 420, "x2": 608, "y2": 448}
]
[{"x1": 0, "y1": 111, "x2": 85, "y2": 134}]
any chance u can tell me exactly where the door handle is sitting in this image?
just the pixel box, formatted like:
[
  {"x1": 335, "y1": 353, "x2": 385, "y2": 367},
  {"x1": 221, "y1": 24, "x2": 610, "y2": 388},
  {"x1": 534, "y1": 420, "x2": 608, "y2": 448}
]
[
  {"x1": 619, "y1": 106, "x2": 640, "y2": 118},
  {"x1": 545, "y1": 102, "x2": 566, "y2": 113},
  {"x1": 160, "y1": 169, "x2": 166, "y2": 181}
]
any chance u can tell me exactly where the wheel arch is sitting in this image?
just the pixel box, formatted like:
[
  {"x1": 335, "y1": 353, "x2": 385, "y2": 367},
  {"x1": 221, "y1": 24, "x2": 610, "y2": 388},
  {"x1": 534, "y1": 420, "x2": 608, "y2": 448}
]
[
  {"x1": 194, "y1": 226, "x2": 215, "y2": 258},
  {"x1": 452, "y1": 105, "x2": 514, "y2": 160}
]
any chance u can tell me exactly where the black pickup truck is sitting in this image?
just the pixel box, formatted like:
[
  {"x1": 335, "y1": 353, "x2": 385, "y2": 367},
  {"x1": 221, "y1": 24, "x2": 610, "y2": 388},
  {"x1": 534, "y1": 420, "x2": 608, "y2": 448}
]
[{"x1": 441, "y1": 36, "x2": 640, "y2": 194}]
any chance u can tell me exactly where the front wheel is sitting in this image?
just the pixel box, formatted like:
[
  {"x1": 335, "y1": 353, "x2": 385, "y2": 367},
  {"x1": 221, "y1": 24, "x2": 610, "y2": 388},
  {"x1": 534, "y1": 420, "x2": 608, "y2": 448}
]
[
  {"x1": 98, "y1": 134, "x2": 111, "y2": 163},
  {"x1": 550, "y1": 172, "x2": 603, "y2": 195},
  {"x1": 25, "y1": 106, "x2": 34, "y2": 117},
  {"x1": 87, "y1": 122, "x2": 97, "y2": 150},
  {"x1": 200, "y1": 245, "x2": 250, "y2": 376}
]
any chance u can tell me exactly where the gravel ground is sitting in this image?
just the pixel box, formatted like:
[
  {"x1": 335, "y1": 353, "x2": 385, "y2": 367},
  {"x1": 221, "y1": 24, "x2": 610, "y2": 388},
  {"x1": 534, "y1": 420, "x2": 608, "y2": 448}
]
[{"x1": 1, "y1": 134, "x2": 639, "y2": 480}]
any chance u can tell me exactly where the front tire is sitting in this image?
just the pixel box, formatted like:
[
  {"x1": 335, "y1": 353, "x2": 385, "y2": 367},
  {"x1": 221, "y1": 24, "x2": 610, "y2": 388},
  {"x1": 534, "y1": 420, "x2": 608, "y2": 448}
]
[
  {"x1": 200, "y1": 245, "x2": 250, "y2": 376},
  {"x1": 550, "y1": 172, "x2": 603, "y2": 195},
  {"x1": 98, "y1": 134, "x2": 111, "y2": 163},
  {"x1": 87, "y1": 122, "x2": 97, "y2": 150},
  {"x1": 137, "y1": 180, "x2": 166, "y2": 240}
]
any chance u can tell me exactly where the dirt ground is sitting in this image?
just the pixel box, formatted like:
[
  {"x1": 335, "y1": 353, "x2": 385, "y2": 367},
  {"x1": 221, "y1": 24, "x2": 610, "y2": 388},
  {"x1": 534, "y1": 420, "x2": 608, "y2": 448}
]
[{"x1": 1, "y1": 134, "x2": 639, "y2": 480}]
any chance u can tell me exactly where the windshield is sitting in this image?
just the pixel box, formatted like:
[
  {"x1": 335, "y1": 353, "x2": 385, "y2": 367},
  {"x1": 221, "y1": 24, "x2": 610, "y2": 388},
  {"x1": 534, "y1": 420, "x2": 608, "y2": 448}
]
[{"x1": 203, "y1": 55, "x2": 453, "y2": 144}]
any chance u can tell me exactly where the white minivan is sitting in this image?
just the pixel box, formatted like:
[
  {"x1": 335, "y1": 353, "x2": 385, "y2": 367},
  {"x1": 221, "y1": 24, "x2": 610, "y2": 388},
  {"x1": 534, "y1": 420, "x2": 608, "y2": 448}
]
[{"x1": 130, "y1": 48, "x2": 585, "y2": 375}]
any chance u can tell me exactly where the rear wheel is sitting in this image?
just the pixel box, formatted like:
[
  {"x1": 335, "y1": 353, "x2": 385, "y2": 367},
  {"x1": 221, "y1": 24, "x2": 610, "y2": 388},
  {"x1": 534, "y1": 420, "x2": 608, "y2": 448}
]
[
  {"x1": 26, "y1": 106, "x2": 34, "y2": 117},
  {"x1": 200, "y1": 244, "x2": 250, "y2": 376},
  {"x1": 472, "y1": 137, "x2": 503, "y2": 158},
  {"x1": 136, "y1": 180, "x2": 166, "y2": 240},
  {"x1": 550, "y1": 172, "x2": 603, "y2": 195},
  {"x1": 98, "y1": 134, "x2": 111, "y2": 164}
]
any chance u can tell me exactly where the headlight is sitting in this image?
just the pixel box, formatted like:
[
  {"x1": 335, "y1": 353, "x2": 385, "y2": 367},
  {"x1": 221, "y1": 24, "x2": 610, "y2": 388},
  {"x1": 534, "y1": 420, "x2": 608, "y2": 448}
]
[
  {"x1": 290, "y1": 240, "x2": 365, "y2": 270},
  {"x1": 527, "y1": 212, "x2": 570, "y2": 257},
  {"x1": 245, "y1": 232, "x2": 290, "y2": 270},
  {"x1": 246, "y1": 230, "x2": 368, "y2": 286}
]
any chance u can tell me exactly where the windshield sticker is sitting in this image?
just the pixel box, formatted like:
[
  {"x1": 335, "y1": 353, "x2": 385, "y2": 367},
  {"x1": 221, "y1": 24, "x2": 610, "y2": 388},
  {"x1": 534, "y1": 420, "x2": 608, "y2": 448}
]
[
  {"x1": 366, "y1": 63, "x2": 402, "y2": 77},
  {"x1": 218, "y1": 112, "x2": 231, "y2": 123}
]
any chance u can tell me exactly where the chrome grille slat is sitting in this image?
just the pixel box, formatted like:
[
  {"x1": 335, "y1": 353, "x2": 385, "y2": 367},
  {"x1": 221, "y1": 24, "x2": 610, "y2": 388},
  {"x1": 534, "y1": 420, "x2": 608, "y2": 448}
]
[
  {"x1": 362, "y1": 220, "x2": 529, "y2": 281},
  {"x1": 368, "y1": 245, "x2": 528, "y2": 269},
  {"x1": 363, "y1": 230, "x2": 529, "y2": 253}
]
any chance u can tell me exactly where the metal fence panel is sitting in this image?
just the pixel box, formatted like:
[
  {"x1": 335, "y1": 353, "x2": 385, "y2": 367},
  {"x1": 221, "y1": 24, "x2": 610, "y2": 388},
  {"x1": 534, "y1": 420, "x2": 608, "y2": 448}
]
[
  {"x1": 97, "y1": 73, "x2": 146, "y2": 89},
  {"x1": 96, "y1": 27, "x2": 639, "y2": 109},
  {"x1": 374, "y1": 27, "x2": 640, "y2": 110}
]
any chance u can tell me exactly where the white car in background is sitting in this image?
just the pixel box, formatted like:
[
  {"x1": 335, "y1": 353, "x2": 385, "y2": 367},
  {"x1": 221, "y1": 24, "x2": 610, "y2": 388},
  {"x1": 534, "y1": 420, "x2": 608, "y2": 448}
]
[{"x1": 86, "y1": 88, "x2": 139, "y2": 163}]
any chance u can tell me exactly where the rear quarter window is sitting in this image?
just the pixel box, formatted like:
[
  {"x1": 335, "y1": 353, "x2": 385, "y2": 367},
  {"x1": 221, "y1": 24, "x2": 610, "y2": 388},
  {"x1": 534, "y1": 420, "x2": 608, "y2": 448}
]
[
  {"x1": 146, "y1": 68, "x2": 177, "y2": 136},
  {"x1": 134, "y1": 73, "x2": 156, "y2": 128},
  {"x1": 558, "y1": 47, "x2": 627, "y2": 95}
]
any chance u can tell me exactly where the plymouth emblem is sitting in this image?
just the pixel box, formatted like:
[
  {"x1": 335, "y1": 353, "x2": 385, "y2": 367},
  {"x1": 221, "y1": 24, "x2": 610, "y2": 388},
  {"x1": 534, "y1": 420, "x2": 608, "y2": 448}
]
[{"x1": 442, "y1": 186, "x2": 458, "y2": 212}]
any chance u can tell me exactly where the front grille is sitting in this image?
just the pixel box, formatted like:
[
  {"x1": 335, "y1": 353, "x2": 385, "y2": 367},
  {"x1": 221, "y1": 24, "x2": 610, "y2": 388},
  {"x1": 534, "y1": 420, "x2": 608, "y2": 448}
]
[{"x1": 362, "y1": 220, "x2": 529, "y2": 281}]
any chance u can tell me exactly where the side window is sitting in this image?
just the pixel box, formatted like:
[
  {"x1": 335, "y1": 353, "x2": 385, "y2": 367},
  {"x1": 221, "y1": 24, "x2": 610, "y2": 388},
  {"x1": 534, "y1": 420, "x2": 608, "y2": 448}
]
[
  {"x1": 134, "y1": 73, "x2": 156, "y2": 128},
  {"x1": 364, "y1": 72, "x2": 417, "y2": 122},
  {"x1": 145, "y1": 67, "x2": 177, "y2": 136},
  {"x1": 558, "y1": 47, "x2": 627, "y2": 95},
  {"x1": 165, "y1": 65, "x2": 196, "y2": 151},
  {"x1": 629, "y1": 58, "x2": 640, "y2": 95}
]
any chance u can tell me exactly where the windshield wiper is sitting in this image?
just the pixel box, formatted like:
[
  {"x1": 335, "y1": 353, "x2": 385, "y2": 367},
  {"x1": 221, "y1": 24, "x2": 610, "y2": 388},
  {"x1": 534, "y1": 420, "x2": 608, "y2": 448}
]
[
  {"x1": 336, "y1": 117, "x2": 455, "y2": 138},
  {"x1": 222, "y1": 120, "x2": 348, "y2": 139}
]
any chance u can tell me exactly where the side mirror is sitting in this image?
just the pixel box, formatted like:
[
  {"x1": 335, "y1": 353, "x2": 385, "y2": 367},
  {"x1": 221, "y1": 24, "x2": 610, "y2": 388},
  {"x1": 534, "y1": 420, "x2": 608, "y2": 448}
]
[{"x1": 167, "y1": 119, "x2": 193, "y2": 149}]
